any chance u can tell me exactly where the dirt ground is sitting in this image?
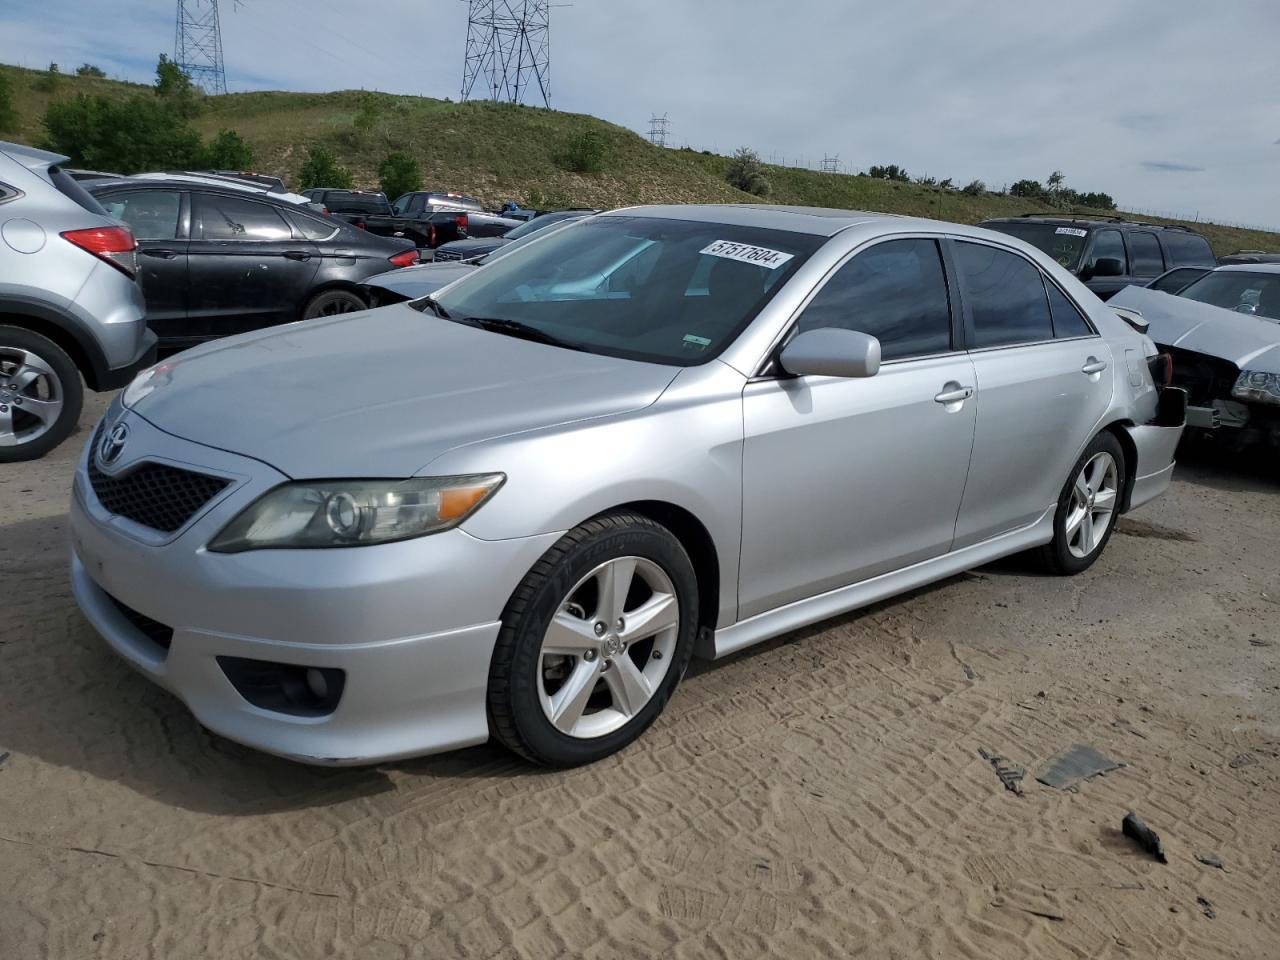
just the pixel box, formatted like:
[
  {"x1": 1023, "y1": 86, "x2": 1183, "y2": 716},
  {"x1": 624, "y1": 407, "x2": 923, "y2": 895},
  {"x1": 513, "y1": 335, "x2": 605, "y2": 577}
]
[{"x1": 2, "y1": 392, "x2": 1278, "y2": 960}]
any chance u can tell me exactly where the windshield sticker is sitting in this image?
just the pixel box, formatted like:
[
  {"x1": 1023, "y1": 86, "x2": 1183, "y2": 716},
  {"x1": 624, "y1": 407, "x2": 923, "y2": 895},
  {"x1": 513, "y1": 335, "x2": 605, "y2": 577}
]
[
  {"x1": 700, "y1": 240, "x2": 794, "y2": 270},
  {"x1": 1055, "y1": 227, "x2": 1088, "y2": 237},
  {"x1": 682, "y1": 334, "x2": 712, "y2": 348}
]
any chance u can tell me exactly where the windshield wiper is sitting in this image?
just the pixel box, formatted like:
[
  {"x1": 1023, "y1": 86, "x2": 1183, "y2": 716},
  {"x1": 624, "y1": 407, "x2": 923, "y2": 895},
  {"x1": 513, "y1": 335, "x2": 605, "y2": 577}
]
[
  {"x1": 412, "y1": 295, "x2": 451, "y2": 318},
  {"x1": 464, "y1": 317, "x2": 581, "y2": 350}
]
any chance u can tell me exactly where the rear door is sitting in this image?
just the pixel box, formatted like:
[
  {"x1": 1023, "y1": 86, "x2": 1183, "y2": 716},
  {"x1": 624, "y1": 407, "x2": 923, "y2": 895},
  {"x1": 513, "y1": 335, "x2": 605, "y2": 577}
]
[
  {"x1": 186, "y1": 191, "x2": 320, "y2": 339},
  {"x1": 951, "y1": 239, "x2": 1114, "y2": 547},
  {"x1": 1126, "y1": 231, "x2": 1166, "y2": 284},
  {"x1": 98, "y1": 188, "x2": 189, "y2": 340}
]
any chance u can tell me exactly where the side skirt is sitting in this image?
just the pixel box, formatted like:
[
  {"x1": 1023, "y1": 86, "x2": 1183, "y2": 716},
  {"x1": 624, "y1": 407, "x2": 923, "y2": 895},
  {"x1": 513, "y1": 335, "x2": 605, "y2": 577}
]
[{"x1": 706, "y1": 505, "x2": 1056, "y2": 660}]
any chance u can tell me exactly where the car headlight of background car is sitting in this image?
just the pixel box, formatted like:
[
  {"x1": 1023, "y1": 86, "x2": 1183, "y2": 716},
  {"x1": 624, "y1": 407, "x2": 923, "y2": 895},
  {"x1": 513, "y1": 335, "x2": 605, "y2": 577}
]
[
  {"x1": 208, "y1": 474, "x2": 505, "y2": 552},
  {"x1": 1231, "y1": 370, "x2": 1280, "y2": 406}
]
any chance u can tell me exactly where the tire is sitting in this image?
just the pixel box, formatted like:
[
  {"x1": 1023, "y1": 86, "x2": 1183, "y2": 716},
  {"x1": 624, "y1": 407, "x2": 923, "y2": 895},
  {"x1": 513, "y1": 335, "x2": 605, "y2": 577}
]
[
  {"x1": 301, "y1": 289, "x2": 366, "y2": 320},
  {"x1": 487, "y1": 511, "x2": 699, "y2": 766},
  {"x1": 0, "y1": 325, "x2": 84, "y2": 463},
  {"x1": 1036, "y1": 431, "x2": 1126, "y2": 575}
]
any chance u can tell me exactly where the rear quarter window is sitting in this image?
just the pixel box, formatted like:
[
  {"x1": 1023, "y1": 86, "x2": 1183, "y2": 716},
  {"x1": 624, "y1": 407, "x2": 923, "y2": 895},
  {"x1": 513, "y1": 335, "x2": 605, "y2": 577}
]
[{"x1": 1160, "y1": 231, "x2": 1215, "y2": 267}]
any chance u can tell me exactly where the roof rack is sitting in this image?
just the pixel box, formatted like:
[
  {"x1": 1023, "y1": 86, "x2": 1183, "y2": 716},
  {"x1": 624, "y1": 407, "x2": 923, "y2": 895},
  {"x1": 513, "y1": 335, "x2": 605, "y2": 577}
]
[{"x1": 1014, "y1": 213, "x2": 1197, "y2": 232}]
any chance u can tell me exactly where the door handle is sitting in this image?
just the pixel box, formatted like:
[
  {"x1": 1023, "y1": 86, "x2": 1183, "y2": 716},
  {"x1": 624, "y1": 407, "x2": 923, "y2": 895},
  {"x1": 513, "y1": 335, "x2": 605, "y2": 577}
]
[
  {"x1": 1081, "y1": 357, "x2": 1108, "y2": 375},
  {"x1": 934, "y1": 383, "x2": 974, "y2": 404},
  {"x1": 282, "y1": 250, "x2": 313, "y2": 261},
  {"x1": 143, "y1": 249, "x2": 177, "y2": 260}
]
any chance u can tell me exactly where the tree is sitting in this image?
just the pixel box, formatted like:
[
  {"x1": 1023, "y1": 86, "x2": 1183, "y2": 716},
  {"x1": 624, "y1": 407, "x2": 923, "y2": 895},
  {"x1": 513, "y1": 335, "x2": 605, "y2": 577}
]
[
  {"x1": 938, "y1": 178, "x2": 954, "y2": 190},
  {"x1": 868, "y1": 164, "x2": 910, "y2": 182},
  {"x1": 76, "y1": 64, "x2": 106, "y2": 78},
  {"x1": 725, "y1": 147, "x2": 771, "y2": 196},
  {"x1": 0, "y1": 73, "x2": 16, "y2": 133},
  {"x1": 1078, "y1": 191, "x2": 1116, "y2": 210},
  {"x1": 297, "y1": 147, "x2": 353, "y2": 190},
  {"x1": 155, "y1": 54, "x2": 198, "y2": 117},
  {"x1": 961, "y1": 179, "x2": 986, "y2": 196},
  {"x1": 44, "y1": 94, "x2": 202, "y2": 173},
  {"x1": 1009, "y1": 179, "x2": 1044, "y2": 198},
  {"x1": 378, "y1": 151, "x2": 421, "y2": 201},
  {"x1": 201, "y1": 129, "x2": 254, "y2": 169}
]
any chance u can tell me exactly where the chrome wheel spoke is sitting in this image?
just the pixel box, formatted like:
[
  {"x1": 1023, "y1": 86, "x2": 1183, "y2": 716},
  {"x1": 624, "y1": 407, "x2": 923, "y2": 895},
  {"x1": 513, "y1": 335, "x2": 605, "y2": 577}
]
[
  {"x1": 604, "y1": 656, "x2": 652, "y2": 718},
  {"x1": 1080, "y1": 508, "x2": 1095, "y2": 553},
  {"x1": 15, "y1": 395, "x2": 61, "y2": 426},
  {"x1": 619, "y1": 591, "x2": 677, "y2": 644},
  {"x1": 543, "y1": 611, "x2": 602, "y2": 657},
  {"x1": 1092, "y1": 487, "x2": 1117, "y2": 514},
  {"x1": 549, "y1": 659, "x2": 601, "y2": 731},
  {"x1": 598, "y1": 557, "x2": 637, "y2": 624},
  {"x1": 0, "y1": 406, "x2": 14, "y2": 446},
  {"x1": 1074, "y1": 472, "x2": 1090, "y2": 503},
  {"x1": 1065, "y1": 504, "x2": 1087, "y2": 539}
]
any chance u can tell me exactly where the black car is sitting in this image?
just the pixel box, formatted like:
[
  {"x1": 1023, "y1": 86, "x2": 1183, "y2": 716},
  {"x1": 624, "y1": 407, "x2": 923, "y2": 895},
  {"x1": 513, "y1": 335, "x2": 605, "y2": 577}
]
[
  {"x1": 979, "y1": 215, "x2": 1216, "y2": 300},
  {"x1": 432, "y1": 209, "x2": 598, "y2": 262},
  {"x1": 91, "y1": 179, "x2": 418, "y2": 349}
]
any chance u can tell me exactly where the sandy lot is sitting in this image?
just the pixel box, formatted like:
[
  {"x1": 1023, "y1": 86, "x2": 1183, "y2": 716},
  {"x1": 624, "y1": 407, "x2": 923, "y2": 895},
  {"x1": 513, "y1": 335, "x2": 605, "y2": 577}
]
[{"x1": 2, "y1": 392, "x2": 1278, "y2": 959}]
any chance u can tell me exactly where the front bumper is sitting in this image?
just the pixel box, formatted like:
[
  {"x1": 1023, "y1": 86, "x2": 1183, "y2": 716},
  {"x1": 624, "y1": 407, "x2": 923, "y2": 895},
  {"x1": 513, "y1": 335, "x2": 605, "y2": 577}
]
[{"x1": 69, "y1": 411, "x2": 563, "y2": 764}]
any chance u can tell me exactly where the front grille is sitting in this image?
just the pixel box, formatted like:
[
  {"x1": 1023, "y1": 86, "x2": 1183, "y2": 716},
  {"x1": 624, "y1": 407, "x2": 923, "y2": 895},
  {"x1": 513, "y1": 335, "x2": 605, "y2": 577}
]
[
  {"x1": 87, "y1": 422, "x2": 230, "y2": 533},
  {"x1": 107, "y1": 593, "x2": 173, "y2": 651}
]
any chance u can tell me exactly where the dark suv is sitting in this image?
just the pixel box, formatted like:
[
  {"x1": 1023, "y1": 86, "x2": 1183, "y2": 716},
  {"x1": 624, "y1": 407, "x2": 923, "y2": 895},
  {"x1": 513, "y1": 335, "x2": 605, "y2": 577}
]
[{"x1": 979, "y1": 216, "x2": 1216, "y2": 300}]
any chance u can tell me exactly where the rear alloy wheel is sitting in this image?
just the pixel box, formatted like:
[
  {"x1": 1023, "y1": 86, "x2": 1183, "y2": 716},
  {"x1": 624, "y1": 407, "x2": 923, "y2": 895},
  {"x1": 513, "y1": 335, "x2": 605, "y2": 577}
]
[
  {"x1": 1037, "y1": 431, "x2": 1126, "y2": 575},
  {"x1": 302, "y1": 289, "x2": 366, "y2": 320},
  {"x1": 488, "y1": 512, "x2": 698, "y2": 766},
  {"x1": 0, "y1": 326, "x2": 84, "y2": 463}
]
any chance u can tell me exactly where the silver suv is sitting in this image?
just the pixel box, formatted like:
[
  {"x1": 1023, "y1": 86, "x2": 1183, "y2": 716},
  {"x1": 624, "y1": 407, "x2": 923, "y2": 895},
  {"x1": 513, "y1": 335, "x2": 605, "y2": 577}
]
[{"x1": 0, "y1": 142, "x2": 155, "y2": 461}]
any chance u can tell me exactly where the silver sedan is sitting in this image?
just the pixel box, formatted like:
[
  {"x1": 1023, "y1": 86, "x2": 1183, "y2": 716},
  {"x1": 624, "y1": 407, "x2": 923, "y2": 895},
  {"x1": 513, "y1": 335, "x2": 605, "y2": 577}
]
[{"x1": 70, "y1": 205, "x2": 1184, "y2": 766}]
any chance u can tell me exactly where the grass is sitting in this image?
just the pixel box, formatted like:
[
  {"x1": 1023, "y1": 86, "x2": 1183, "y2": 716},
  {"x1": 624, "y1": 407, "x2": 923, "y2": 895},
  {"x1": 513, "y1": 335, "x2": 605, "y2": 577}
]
[{"x1": 2, "y1": 62, "x2": 1276, "y2": 256}]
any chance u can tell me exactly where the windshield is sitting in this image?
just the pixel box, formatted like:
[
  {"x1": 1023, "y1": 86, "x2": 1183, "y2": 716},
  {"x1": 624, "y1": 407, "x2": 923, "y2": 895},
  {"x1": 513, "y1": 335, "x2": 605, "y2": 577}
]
[
  {"x1": 982, "y1": 222, "x2": 1088, "y2": 269},
  {"x1": 424, "y1": 215, "x2": 823, "y2": 365},
  {"x1": 1178, "y1": 270, "x2": 1280, "y2": 321}
]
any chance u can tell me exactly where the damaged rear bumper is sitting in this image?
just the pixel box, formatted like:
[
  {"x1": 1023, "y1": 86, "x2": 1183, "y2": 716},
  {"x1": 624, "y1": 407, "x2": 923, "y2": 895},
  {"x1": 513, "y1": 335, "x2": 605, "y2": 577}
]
[{"x1": 1121, "y1": 387, "x2": 1186, "y2": 512}]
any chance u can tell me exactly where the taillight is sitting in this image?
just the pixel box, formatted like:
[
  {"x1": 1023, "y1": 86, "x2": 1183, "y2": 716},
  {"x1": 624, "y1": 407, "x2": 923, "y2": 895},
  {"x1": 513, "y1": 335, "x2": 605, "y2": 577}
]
[
  {"x1": 62, "y1": 226, "x2": 138, "y2": 278},
  {"x1": 455, "y1": 213, "x2": 468, "y2": 236},
  {"x1": 389, "y1": 250, "x2": 418, "y2": 268},
  {"x1": 428, "y1": 223, "x2": 437, "y2": 247},
  {"x1": 1149, "y1": 352, "x2": 1174, "y2": 388}
]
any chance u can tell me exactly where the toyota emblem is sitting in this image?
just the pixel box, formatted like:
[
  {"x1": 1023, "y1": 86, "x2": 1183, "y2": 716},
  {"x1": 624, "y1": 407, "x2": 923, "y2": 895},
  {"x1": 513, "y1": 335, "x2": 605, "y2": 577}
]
[{"x1": 99, "y1": 421, "x2": 130, "y2": 465}]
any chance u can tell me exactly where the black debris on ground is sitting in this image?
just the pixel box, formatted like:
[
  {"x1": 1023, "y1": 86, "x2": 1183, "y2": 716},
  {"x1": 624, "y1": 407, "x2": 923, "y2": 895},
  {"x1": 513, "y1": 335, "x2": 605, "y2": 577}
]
[
  {"x1": 1197, "y1": 896, "x2": 1216, "y2": 919},
  {"x1": 978, "y1": 747, "x2": 1025, "y2": 797},
  {"x1": 1228, "y1": 753, "x2": 1257, "y2": 769},
  {"x1": 1036, "y1": 744, "x2": 1124, "y2": 789},
  {"x1": 1122, "y1": 811, "x2": 1168, "y2": 864}
]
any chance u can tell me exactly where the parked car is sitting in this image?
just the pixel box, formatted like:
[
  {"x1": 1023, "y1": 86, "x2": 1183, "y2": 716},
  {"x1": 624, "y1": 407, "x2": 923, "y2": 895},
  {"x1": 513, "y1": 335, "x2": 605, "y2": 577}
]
[
  {"x1": 88, "y1": 177, "x2": 418, "y2": 349},
  {"x1": 362, "y1": 213, "x2": 594, "y2": 306},
  {"x1": 132, "y1": 172, "x2": 321, "y2": 211},
  {"x1": 390, "y1": 191, "x2": 522, "y2": 244},
  {"x1": 299, "y1": 188, "x2": 391, "y2": 225},
  {"x1": 1112, "y1": 264, "x2": 1280, "y2": 450},
  {"x1": 979, "y1": 215, "x2": 1216, "y2": 300},
  {"x1": 200, "y1": 170, "x2": 289, "y2": 192},
  {"x1": 70, "y1": 206, "x2": 1183, "y2": 767},
  {"x1": 432, "y1": 209, "x2": 598, "y2": 262},
  {"x1": 300, "y1": 189, "x2": 520, "y2": 249},
  {"x1": 0, "y1": 142, "x2": 155, "y2": 461},
  {"x1": 1218, "y1": 250, "x2": 1280, "y2": 265},
  {"x1": 1146, "y1": 266, "x2": 1213, "y2": 294}
]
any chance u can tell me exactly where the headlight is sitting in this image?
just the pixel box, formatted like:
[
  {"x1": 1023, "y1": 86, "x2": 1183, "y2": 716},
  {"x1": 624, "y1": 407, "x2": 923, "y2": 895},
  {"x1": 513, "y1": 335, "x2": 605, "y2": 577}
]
[
  {"x1": 207, "y1": 474, "x2": 505, "y2": 552},
  {"x1": 122, "y1": 359, "x2": 183, "y2": 407},
  {"x1": 1231, "y1": 370, "x2": 1280, "y2": 406}
]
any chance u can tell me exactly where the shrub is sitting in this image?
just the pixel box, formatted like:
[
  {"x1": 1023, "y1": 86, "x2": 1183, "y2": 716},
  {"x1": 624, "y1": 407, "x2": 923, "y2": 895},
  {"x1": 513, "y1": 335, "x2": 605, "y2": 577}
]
[
  {"x1": 938, "y1": 178, "x2": 954, "y2": 190},
  {"x1": 725, "y1": 147, "x2": 771, "y2": 196},
  {"x1": 0, "y1": 73, "x2": 16, "y2": 133},
  {"x1": 1078, "y1": 191, "x2": 1116, "y2": 210},
  {"x1": 155, "y1": 55, "x2": 199, "y2": 118},
  {"x1": 868, "y1": 163, "x2": 910, "y2": 182},
  {"x1": 76, "y1": 64, "x2": 106, "y2": 78},
  {"x1": 1009, "y1": 179, "x2": 1043, "y2": 198},
  {"x1": 352, "y1": 92, "x2": 387, "y2": 138},
  {"x1": 961, "y1": 179, "x2": 986, "y2": 196},
  {"x1": 201, "y1": 129, "x2": 255, "y2": 169},
  {"x1": 33, "y1": 63, "x2": 61, "y2": 94},
  {"x1": 297, "y1": 147, "x2": 353, "y2": 190},
  {"x1": 559, "y1": 129, "x2": 606, "y2": 174},
  {"x1": 44, "y1": 93, "x2": 202, "y2": 172},
  {"x1": 378, "y1": 150, "x2": 421, "y2": 201}
]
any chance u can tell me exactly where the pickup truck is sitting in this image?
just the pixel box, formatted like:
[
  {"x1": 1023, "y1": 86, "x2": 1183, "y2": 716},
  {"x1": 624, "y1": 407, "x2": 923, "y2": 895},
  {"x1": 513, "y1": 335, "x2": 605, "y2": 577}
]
[{"x1": 301, "y1": 188, "x2": 520, "y2": 249}]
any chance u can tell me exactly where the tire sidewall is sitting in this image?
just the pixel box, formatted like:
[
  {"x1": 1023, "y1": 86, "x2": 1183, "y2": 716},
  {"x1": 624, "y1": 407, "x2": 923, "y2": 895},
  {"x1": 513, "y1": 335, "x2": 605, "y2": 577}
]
[
  {"x1": 500, "y1": 521, "x2": 698, "y2": 765},
  {"x1": 303, "y1": 290, "x2": 366, "y2": 320},
  {"x1": 1048, "y1": 431, "x2": 1126, "y2": 574},
  {"x1": 0, "y1": 325, "x2": 84, "y2": 463}
]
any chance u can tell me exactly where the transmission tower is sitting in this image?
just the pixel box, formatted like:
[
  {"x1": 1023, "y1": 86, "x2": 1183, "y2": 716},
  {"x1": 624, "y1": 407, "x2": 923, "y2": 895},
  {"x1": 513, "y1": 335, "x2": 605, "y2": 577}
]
[
  {"x1": 647, "y1": 114, "x2": 670, "y2": 147},
  {"x1": 820, "y1": 154, "x2": 840, "y2": 174},
  {"x1": 461, "y1": 1, "x2": 552, "y2": 108},
  {"x1": 175, "y1": 0, "x2": 227, "y2": 95}
]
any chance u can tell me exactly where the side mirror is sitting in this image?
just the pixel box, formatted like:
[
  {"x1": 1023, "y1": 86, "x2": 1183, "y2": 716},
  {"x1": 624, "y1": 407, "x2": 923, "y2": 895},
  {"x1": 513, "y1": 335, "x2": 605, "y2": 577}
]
[
  {"x1": 779, "y1": 328, "x2": 881, "y2": 379},
  {"x1": 1090, "y1": 257, "x2": 1125, "y2": 278}
]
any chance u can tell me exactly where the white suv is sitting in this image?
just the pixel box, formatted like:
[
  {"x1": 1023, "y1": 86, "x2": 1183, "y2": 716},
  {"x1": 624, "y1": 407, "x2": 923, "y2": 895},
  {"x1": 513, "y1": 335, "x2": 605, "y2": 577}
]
[{"x1": 0, "y1": 142, "x2": 155, "y2": 461}]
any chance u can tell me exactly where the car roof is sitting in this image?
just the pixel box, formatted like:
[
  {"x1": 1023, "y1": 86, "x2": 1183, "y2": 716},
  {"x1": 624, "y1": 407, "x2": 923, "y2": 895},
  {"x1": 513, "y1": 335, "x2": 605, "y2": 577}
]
[
  {"x1": 1212, "y1": 263, "x2": 1280, "y2": 275},
  {"x1": 0, "y1": 140, "x2": 69, "y2": 171},
  {"x1": 981, "y1": 214, "x2": 1200, "y2": 234}
]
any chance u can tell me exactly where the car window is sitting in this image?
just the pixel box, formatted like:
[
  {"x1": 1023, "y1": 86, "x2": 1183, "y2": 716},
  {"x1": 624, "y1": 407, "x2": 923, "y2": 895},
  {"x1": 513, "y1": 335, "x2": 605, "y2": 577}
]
[
  {"x1": 99, "y1": 190, "x2": 181, "y2": 240},
  {"x1": 1178, "y1": 271, "x2": 1280, "y2": 321},
  {"x1": 1090, "y1": 230, "x2": 1127, "y2": 272},
  {"x1": 1160, "y1": 231, "x2": 1215, "y2": 267},
  {"x1": 195, "y1": 193, "x2": 293, "y2": 241},
  {"x1": 1148, "y1": 267, "x2": 1209, "y2": 294},
  {"x1": 289, "y1": 212, "x2": 339, "y2": 241},
  {"x1": 430, "y1": 215, "x2": 824, "y2": 366},
  {"x1": 955, "y1": 241, "x2": 1054, "y2": 348},
  {"x1": 1045, "y1": 280, "x2": 1093, "y2": 338},
  {"x1": 795, "y1": 238, "x2": 952, "y2": 361},
  {"x1": 979, "y1": 222, "x2": 1087, "y2": 270},
  {"x1": 1128, "y1": 232, "x2": 1164, "y2": 276}
]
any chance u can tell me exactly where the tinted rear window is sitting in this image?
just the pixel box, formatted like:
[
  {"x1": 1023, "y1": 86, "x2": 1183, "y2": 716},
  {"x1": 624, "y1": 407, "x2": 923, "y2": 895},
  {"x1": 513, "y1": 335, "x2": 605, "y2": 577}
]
[
  {"x1": 980, "y1": 222, "x2": 1087, "y2": 270},
  {"x1": 50, "y1": 166, "x2": 108, "y2": 216},
  {"x1": 323, "y1": 192, "x2": 389, "y2": 215},
  {"x1": 1160, "y1": 231, "x2": 1215, "y2": 267}
]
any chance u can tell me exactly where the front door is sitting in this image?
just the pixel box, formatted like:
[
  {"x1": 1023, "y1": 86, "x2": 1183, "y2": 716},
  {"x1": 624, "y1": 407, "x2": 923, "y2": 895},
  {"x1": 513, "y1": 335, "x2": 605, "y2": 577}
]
[
  {"x1": 739, "y1": 237, "x2": 978, "y2": 620},
  {"x1": 99, "y1": 188, "x2": 189, "y2": 341},
  {"x1": 186, "y1": 191, "x2": 320, "y2": 341},
  {"x1": 949, "y1": 239, "x2": 1115, "y2": 547}
]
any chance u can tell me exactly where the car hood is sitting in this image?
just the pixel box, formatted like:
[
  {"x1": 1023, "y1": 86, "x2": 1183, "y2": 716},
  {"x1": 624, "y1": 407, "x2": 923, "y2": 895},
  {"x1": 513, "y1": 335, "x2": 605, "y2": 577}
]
[
  {"x1": 1110, "y1": 286, "x2": 1280, "y2": 374},
  {"x1": 128, "y1": 305, "x2": 680, "y2": 478},
  {"x1": 362, "y1": 261, "x2": 477, "y2": 298},
  {"x1": 436, "y1": 238, "x2": 508, "y2": 257}
]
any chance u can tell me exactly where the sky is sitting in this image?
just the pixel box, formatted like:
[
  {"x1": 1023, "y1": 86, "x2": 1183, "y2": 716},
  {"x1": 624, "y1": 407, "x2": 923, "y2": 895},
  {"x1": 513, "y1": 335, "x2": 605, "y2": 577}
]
[{"x1": 2, "y1": 0, "x2": 1277, "y2": 229}]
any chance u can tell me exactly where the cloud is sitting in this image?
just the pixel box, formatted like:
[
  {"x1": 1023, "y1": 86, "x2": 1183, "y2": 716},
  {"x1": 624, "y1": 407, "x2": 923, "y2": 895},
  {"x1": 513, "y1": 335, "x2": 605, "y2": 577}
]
[{"x1": 1141, "y1": 161, "x2": 1206, "y2": 173}]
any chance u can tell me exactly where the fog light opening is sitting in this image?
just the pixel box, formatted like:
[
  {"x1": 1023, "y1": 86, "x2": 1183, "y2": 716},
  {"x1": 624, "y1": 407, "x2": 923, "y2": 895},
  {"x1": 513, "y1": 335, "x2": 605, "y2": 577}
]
[{"x1": 217, "y1": 657, "x2": 346, "y2": 717}]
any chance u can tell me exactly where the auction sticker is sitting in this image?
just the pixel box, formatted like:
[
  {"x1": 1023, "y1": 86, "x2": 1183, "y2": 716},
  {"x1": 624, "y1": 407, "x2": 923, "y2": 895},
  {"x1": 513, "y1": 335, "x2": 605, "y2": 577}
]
[
  {"x1": 700, "y1": 240, "x2": 794, "y2": 269},
  {"x1": 1055, "y1": 227, "x2": 1088, "y2": 237}
]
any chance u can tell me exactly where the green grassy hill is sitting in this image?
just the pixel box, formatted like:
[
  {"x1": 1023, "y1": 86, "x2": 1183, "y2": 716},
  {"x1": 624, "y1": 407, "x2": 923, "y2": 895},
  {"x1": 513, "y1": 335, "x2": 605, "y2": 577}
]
[{"x1": 3, "y1": 62, "x2": 1276, "y2": 256}]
